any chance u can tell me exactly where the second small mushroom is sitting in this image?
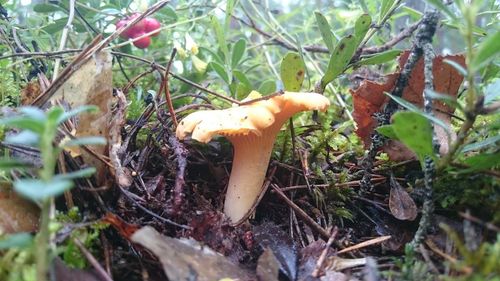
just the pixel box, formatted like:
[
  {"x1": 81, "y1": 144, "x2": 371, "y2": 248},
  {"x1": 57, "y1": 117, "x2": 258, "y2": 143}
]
[{"x1": 176, "y1": 91, "x2": 330, "y2": 225}]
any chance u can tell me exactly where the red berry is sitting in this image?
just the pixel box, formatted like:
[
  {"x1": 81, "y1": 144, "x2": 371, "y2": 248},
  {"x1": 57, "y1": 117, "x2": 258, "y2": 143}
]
[
  {"x1": 127, "y1": 13, "x2": 146, "y2": 31},
  {"x1": 144, "y1": 18, "x2": 161, "y2": 37},
  {"x1": 116, "y1": 19, "x2": 130, "y2": 38},
  {"x1": 132, "y1": 33, "x2": 151, "y2": 49}
]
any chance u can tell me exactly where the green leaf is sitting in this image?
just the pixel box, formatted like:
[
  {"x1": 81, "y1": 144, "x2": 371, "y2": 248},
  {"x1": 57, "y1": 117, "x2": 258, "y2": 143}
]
[
  {"x1": 379, "y1": 0, "x2": 396, "y2": 23},
  {"x1": 401, "y1": 6, "x2": 422, "y2": 20},
  {"x1": 470, "y1": 30, "x2": 500, "y2": 72},
  {"x1": 57, "y1": 105, "x2": 98, "y2": 125},
  {"x1": 424, "y1": 90, "x2": 464, "y2": 112},
  {"x1": 33, "y1": 3, "x2": 63, "y2": 13},
  {"x1": 354, "y1": 14, "x2": 372, "y2": 45},
  {"x1": 391, "y1": 111, "x2": 436, "y2": 164},
  {"x1": 158, "y1": 5, "x2": 178, "y2": 22},
  {"x1": 462, "y1": 152, "x2": 500, "y2": 171},
  {"x1": 225, "y1": 0, "x2": 238, "y2": 31},
  {"x1": 5, "y1": 131, "x2": 39, "y2": 146},
  {"x1": 42, "y1": 18, "x2": 68, "y2": 34},
  {"x1": 376, "y1": 125, "x2": 398, "y2": 140},
  {"x1": 233, "y1": 70, "x2": 251, "y2": 88},
  {"x1": 47, "y1": 106, "x2": 65, "y2": 124},
  {"x1": 53, "y1": 167, "x2": 97, "y2": 181},
  {"x1": 231, "y1": 39, "x2": 246, "y2": 68},
  {"x1": 235, "y1": 83, "x2": 252, "y2": 100},
  {"x1": 0, "y1": 233, "x2": 32, "y2": 249},
  {"x1": 444, "y1": 59, "x2": 468, "y2": 76},
  {"x1": 0, "y1": 117, "x2": 45, "y2": 133},
  {"x1": 357, "y1": 50, "x2": 402, "y2": 65},
  {"x1": 484, "y1": 79, "x2": 500, "y2": 105},
  {"x1": 321, "y1": 35, "x2": 357, "y2": 88},
  {"x1": 258, "y1": 80, "x2": 276, "y2": 95},
  {"x1": 280, "y1": 52, "x2": 306, "y2": 91},
  {"x1": 14, "y1": 179, "x2": 74, "y2": 201},
  {"x1": 20, "y1": 107, "x2": 46, "y2": 121},
  {"x1": 61, "y1": 137, "x2": 107, "y2": 147},
  {"x1": 462, "y1": 135, "x2": 500, "y2": 153},
  {"x1": 200, "y1": 46, "x2": 225, "y2": 65},
  {"x1": 209, "y1": 61, "x2": 229, "y2": 84},
  {"x1": 385, "y1": 93, "x2": 452, "y2": 136},
  {"x1": 99, "y1": 8, "x2": 121, "y2": 15},
  {"x1": 210, "y1": 15, "x2": 228, "y2": 61},
  {"x1": 425, "y1": 0, "x2": 457, "y2": 20},
  {"x1": 314, "y1": 12, "x2": 336, "y2": 53}
]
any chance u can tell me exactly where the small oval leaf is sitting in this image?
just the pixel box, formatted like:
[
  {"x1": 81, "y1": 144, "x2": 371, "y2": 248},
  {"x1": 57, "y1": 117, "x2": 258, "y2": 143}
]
[
  {"x1": 280, "y1": 52, "x2": 306, "y2": 91},
  {"x1": 314, "y1": 12, "x2": 336, "y2": 53},
  {"x1": 321, "y1": 35, "x2": 358, "y2": 88}
]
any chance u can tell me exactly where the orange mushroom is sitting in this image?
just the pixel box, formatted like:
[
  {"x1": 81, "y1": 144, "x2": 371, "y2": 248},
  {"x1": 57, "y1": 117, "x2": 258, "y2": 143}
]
[{"x1": 176, "y1": 91, "x2": 330, "y2": 224}]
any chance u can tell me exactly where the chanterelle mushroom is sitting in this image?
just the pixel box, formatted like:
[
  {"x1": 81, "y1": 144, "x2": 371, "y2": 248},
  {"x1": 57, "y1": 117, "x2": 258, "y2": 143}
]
[{"x1": 176, "y1": 91, "x2": 330, "y2": 224}]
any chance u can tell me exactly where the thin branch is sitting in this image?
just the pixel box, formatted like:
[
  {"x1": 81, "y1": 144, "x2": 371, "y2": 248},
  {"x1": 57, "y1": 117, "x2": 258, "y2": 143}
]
[
  {"x1": 52, "y1": 0, "x2": 75, "y2": 81},
  {"x1": 160, "y1": 48, "x2": 178, "y2": 127}
]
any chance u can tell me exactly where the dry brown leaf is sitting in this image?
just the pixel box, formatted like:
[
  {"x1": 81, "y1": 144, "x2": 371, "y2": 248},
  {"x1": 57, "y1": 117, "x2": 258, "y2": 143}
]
[
  {"x1": 20, "y1": 73, "x2": 51, "y2": 105},
  {"x1": 388, "y1": 175, "x2": 418, "y2": 221},
  {"x1": 131, "y1": 226, "x2": 254, "y2": 281},
  {"x1": 0, "y1": 182, "x2": 39, "y2": 233},
  {"x1": 350, "y1": 51, "x2": 466, "y2": 160},
  {"x1": 49, "y1": 51, "x2": 115, "y2": 183}
]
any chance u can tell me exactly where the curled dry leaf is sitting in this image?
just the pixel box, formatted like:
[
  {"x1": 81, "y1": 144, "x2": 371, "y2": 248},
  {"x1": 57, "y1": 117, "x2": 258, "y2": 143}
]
[
  {"x1": 388, "y1": 175, "x2": 418, "y2": 221},
  {"x1": 350, "y1": 51, "x2": 465, "y2": 160},
  {"x1": 131, "y1": 226, "x2": 254, "y2": 281}
]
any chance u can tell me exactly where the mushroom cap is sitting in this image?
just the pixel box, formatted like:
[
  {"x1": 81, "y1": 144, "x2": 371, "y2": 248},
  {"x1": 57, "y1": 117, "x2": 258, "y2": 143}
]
[{"x1": 176, "y1": 91, "x2": 330, "y2": 143}]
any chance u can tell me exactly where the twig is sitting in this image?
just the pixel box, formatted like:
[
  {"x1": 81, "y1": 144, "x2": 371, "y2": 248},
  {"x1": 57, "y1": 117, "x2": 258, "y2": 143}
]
[
  {"x1": 73, "y1": 238, "x2": 114, "y2": 281},
  {"x1": 360, "y1": 10, "x2": 439, "y2": 190},
  {"x1": 0, "y1": 49, "x2": 82, "y2": 60},
  {"x1": 337, "y1": 235, "x2": 391, "y2": 254},
  {"x1": 271, "y1": 184, "x2": 331, "y2": 241},
  {"x1": 312, "y1": 227, "x2": 338, "y2": 278},
  {"x1": 114, "y1": 51, "x2": 240, "y2": 105},
  {"x1": 165, "y1": 133, "x2": 189, "y2": 217},
  {"x1": 52, "y1": 0, "x2": 75, "y2": 81},
  {"x1": 410, "y1": 10, "x2": 440, "y2": 248},
  {"x1": 122, "y1": 68, "x2": 155, "y2": 94},
  {"x1": 160, "y1": 48, "x2": 178, "y2": 127},
  {"x1": 459, "y1": 211, "x2": 500, "y2": 233},
  {"x1": 119, "y1": 187, "x2": 191, "y2": 229},
  {"x1": 362, "y1": 20, "x2": 422, "y2": 54}
]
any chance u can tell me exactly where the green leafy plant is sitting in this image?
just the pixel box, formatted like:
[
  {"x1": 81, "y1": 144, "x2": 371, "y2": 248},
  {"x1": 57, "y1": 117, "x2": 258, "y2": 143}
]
[{"x1": 0, "y1": 105, "x2": 106, "y2": 281}]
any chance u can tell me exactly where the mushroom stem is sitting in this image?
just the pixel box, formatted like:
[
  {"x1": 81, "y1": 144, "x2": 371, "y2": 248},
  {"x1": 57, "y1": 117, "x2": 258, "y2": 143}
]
[{"x1": 224, "y1": 128, "x2": 279, "y2": 224}]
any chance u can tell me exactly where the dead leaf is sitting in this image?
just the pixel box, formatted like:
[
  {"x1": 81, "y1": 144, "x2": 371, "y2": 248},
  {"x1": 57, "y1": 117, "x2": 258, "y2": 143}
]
[
  {"x1": 256, "y1": 248, "x2": 280, "y2": 281},
  {"x1": 131, "y1": 226, "x2": 254, "y2": 281},
  {"x1": 254, "y1": 222, "x2": 298, "y2": 280},
  {"x1": 0, "y1": 182, "x2": 39, "y2": 233},
  {"x1": 50, "y1": 51, "x2": 115, "y2": 184},
  {"x1": 102, "y1": 212, "x2": 139, "y2": 240},
  {"x1": 388, "y1": 175, "x2": 417, "y2": 221},
  {"x1": 21, "y1": 80, "x2": 42, "y2": 106},
  {"x1": 350, "y1": 51, "x2": 466, "y2": 160}
]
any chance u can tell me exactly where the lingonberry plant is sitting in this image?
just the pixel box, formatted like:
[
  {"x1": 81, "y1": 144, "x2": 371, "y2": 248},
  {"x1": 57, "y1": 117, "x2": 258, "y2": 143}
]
[{"x1": 0, "y1": 106, "x2": 105, "y2": 281}]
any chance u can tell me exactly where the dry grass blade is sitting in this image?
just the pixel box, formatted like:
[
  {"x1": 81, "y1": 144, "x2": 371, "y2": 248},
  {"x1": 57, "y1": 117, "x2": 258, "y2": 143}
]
[{"x1": 337, "y1": 235, "x2": 391, "y2": 254}]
